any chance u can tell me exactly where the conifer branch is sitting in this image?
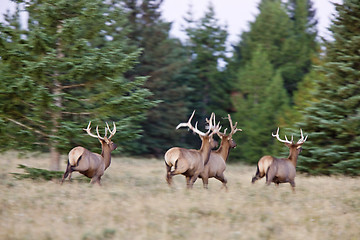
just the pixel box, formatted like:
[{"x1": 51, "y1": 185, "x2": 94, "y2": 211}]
[
  {"x1": 4, "y1": 117, "x2": 49, "y2": 137},
  {"x1": 61, "y1": 111, "x2": 92, "y2": 116},
  {"x1": 60, "y1": 83, "x2": 86, "y2": 89}
]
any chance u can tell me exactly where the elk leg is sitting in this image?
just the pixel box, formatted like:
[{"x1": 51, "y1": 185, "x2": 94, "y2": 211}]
[
  {"x1": 61, "y1": 161, "x2": 72, "y2": 184},
  {"x1": 97, "y1": 176, "x2": 102, "y2": 186},
  {"x1": 90, "y1": 176, "x2": 99, "y2": 185},
  {"x1": 251, "y1": 165, "x2": 261, "y2": 183},
  {"x1": 165, "y1": 164, "x2": 172, "y2": 186},
  {"x1": 265, "y1": 168, "x2": 274, "y2": 186},
  {"x1": 202, "y1": 177, "x2": 209, "y2": 189},
  {"x1": 188, "y1": 173, "x2": 200, "y2": 189},
  {"x1": 185, "y1": 176, "x2": 191, "y2": 188},
  {"x1": 215, "y1": 173, "x2": 228, "y2": 191},
  {"x1": 290, "y1": 180, "x2": 296, "y2": 192}
]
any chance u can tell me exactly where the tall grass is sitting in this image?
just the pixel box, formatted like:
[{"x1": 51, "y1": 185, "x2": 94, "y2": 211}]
[{"x1": 0, "y1": 152, "x2": 359, "y2": 240}]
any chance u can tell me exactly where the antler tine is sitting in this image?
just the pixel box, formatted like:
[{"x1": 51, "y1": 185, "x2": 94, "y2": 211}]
[
  {"x1": 228, "y1": 114, "x2": 242, "y2": 136},
  {"x1": 297, "y1": 128, "x2": 308, "y2": 144},
  {"x1": 223, "y1": 128, "x2": 228, "y2": 135},
  {"x1": 205, "y1": 112, "x2": 215, "y2": 135},
  {"x1": 212, "y1": 112, "x2": 216, "y2": 127},
  {"x1": 106, "y1": 122, "x2": 116, "y2": 139},
  {"x1": 176, "y1": 110, "x2": 207, "y2": 136},
  {"x1": 95, "y1": 125, "x2": 105, "y2": 140},
  {"x1": 272, "y1": 127, "x2": 292, "y2": 144},
  {"x1": 195, "y1": 121, "x2": 199, "y2": 131},
  {"x1": 176, "y1": 110, "x2": 195, "y2": 129},
  {"x1": 205, "y1": 113, "x2": 213, "y2": 126},
  {"x1": 84, "y1": 121, "x2": 103, "y2": 139},
  {"x1": 210, "y1": 120, "x2": 222, "y2": 137},
  {"x1": 216, "y1": 127, "x2": 228, "y2": 138}
]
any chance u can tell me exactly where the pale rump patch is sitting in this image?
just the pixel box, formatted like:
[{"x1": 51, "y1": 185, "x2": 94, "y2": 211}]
[
  {"x1": 68, "y1": 147, "x2": 85, "y2": 166},
  {"x1": 164, "y1": 148, "x2": 180, "y2": 167},
  {"x1": 170, "y1": 160, "x2": 177, "y2": 172},
  {"x1": 258, "y1": 156, "x2": 273, "y2": 176}
]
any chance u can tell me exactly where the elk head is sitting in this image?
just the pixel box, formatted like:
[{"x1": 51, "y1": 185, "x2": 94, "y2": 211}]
[
  {"x1": 272, "y1": 127, "x2": 307, "y2": 153},
  {"x1": 84, "y1": 121, "x2": 118, "y2": 152},
  {"x1": 216, "y1": 114, "x2": 242, "y2": 149},
  {"x1": 176, "y1": 110, "x2": 220, "y2": 149}
]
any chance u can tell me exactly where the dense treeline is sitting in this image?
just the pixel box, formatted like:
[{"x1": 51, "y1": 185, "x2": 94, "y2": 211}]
[{"x1": 0, "y1": 0, "x2": 359, "y2": 175}]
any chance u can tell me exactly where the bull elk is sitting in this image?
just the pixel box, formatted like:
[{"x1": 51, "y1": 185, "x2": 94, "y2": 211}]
[
  {"x1": 251, "y1": 128, "x2": 308, "y2": 191},
  {"x1": 61, "y1": 121, "x2": 117, "y2": 185},
  {"x1": 199, "y1": 114, "x2": 242, "y2": 189},
  {"x1": 164, "y1": 111, "x2": 220, "y2": 189}
]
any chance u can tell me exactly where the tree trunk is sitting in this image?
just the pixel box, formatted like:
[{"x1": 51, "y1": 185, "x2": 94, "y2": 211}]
[
  {"x1": 49, "y1": 22, "x2": 64, "y2": 171},
  {"x1": 50, "y1": 145, "x2": 60, "y2": 171}
]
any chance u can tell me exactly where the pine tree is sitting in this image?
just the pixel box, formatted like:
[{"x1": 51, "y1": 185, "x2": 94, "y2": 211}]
[
  {"x1": 287, "y1": 63, "x2": 325, "y2": 124},
  {"x1": 231, "y1": 0, "x2": 318, "y2": 96},
  {"x1": 232, "y1": 47, "x2": 289, "y2": 163},
  {"x1": 122, "y1": 0, "x2": 190, "y2": 155},
  {"x1": 0, "y1": 0, "x2": 152, "y2": 170},
  {"x1": 236, "y1": 0, "x2": 291, "y2": 69},
  {"x1": 184, "y1": 3, "x2": 231, "y2": 121},
  {"x1": 282, "y1": 0, "x2": 318, "y2": 94},
  {"x1": 297, "y1": 0, "x2": 360, "y2": 175}
]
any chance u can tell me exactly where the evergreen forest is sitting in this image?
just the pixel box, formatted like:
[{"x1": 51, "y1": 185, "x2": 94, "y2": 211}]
[{"x1": 0, "y1": 0, "x2": 359, "y2": 175}]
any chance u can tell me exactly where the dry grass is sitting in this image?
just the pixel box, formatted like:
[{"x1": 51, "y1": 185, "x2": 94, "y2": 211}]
[{"x1": 0, "y1": 151, "x2": 359, "y2": 240}]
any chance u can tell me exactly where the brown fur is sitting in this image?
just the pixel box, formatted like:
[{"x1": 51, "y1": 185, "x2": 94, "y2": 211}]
[
  {"x1": 265, "y1": 145, "x2": 302, "y2": 191},
  {"x1": 164, "y1": 111, "x2": 219, "y2": 189},
  {"x1": 199, "y1": 134, "x2": 237, "y2": 190},
  {"x1": 61, "y1": 122, "x2": 117, "y2": 185},
  {"x1": 199, "y1": 114, "x2": 241, "y2": 190},
  {"x1": 165, "y1": 136, "x2": 217, "y2": 188},
  {"x1": 251, "y1": 156, "x2": 274, "y2": 183},
  {"x1": 251, "y1": 128, "x2": 307, "y2": 192}
]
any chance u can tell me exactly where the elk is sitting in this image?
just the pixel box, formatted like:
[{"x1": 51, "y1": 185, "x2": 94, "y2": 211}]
[
  {"x1": 199, "y1": 114, "x2": 242, "y2": 190},
  {"x1": 251, "y1": 128, "x2": 308, "y2": 191},
  {"x1": 61, "y1": 121, "x2": 117, "y2": 185},
  {"x1": 164, "y1": 111, "x2": 220, "y2": 189}
]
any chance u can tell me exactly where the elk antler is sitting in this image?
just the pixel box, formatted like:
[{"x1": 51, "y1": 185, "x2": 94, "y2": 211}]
[
  {"x1": 272, "y1": 127, "x2": 293, "y2": 144},
  {"x1": 84, "y1": 121, "x2": 105, "y2": 140},
  {"x1": 177, "y1": 110, "x2": 215, "y2": 137},
  {"x1": 227, "y1": 114, "x2": 242, "y2": 137},
  {"x1": 105, "y1": 122, "x2": 116, "y2": 140},
  {"x1": 272, "y1": 127, "x2": 308, "y2": 145},
  {"x1": 207, "y1": 112, "x2": 221, "y2": 137},
  {"x1": 296, "y1": 129, "x2": 308, "y2": 145},
  {"x1": 216, "y1": 114, "x2": 241, "y2": 138},
  {"x1": 84, "y1": 121, "x2": 116, "y2": 141}
]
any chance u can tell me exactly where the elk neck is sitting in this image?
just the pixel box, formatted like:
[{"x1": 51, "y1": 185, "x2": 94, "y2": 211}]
[
  {"x1": 287, "y1": 147, "x2": 299, "y2": 167},
  {"x1": 101, "y1": 144, "x2": 112, "y2": 169},
  {"x1": 199, "y1": 136, "x2": 213, "y2": 164},
  {"x1": 215, "y1": 140, "x2": 231, "y2": 162}
]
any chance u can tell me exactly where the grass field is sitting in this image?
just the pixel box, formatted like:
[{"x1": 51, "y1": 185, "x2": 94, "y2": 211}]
[{"x1": 0, "y1": 151, "x2": 359, "y2": 240}]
